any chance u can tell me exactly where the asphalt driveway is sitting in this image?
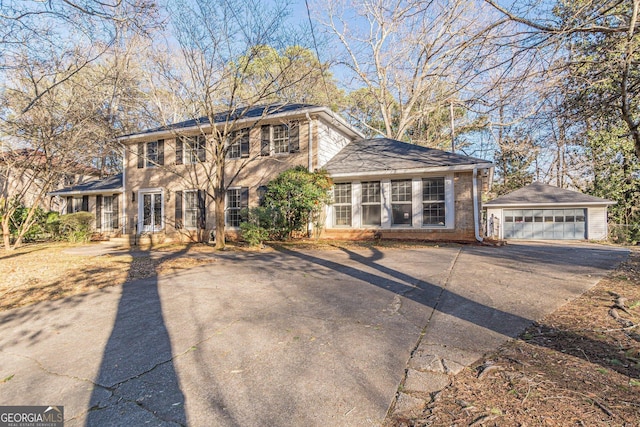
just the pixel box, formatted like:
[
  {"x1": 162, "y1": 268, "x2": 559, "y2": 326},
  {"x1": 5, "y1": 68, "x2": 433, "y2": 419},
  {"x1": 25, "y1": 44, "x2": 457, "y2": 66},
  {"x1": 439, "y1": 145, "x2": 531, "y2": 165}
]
[{"x1": 0, "y1": 242, "x2": 628, "y2": 426}]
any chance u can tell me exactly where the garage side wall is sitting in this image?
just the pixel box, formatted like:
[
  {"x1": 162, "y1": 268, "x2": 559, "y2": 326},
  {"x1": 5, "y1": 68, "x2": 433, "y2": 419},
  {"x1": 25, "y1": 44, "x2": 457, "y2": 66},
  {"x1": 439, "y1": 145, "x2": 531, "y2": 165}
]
[{"x1": 587, "y1": 207, "x2": 608, "y2": 240}]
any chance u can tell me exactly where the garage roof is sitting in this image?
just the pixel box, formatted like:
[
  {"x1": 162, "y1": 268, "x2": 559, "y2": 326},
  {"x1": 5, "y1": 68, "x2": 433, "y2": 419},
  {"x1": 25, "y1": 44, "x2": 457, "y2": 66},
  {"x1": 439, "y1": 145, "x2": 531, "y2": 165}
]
[{"x1": 485, "y1": 182, "x2": 615, "y2": 207}]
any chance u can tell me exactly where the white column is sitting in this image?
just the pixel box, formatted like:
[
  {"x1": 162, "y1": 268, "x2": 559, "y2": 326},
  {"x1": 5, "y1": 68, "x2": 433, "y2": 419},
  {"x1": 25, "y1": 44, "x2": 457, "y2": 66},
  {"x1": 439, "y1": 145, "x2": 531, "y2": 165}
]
[
  {"x1": 352, "y1": 181, "x2": 361, "y2": 228},
  {"x1": 412, "y1": 178, "x2": 421, "y2": 228},
  {"x1": 381, "y1": 179, "x2": 392, "y2": 228},
  {"x1": 445, "y1": 174, "x2": 455, "y2": 229}
]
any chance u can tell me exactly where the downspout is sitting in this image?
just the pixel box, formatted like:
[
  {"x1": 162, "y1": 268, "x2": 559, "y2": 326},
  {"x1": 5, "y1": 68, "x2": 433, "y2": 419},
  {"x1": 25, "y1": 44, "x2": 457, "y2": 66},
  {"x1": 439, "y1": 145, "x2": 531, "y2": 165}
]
[
  {"x1": 473, "y1": 166, "x2": 483, "y2": 243},
  {"x1": 120, "y1": 142, "x2": 127, "y2": 237},
  {"x1": 306, "y1": 112, "x2": 313, "y2": 237}
]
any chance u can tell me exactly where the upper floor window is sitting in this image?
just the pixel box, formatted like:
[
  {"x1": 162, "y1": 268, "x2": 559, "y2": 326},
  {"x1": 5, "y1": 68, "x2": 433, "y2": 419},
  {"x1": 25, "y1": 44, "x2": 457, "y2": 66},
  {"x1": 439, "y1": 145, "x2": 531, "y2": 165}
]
[
  {"x1": 261, "y1": 122, "x2": 299, "y2": 156},
  {"x1": 137, "y1": 140, "x2": 164, "y2": 168},
  {"x1": 227, "y1": 128, "x2": 250, "y2": 159},
  {"x1": 176, "y1": 135, "x2": 206, "y2": 165}
]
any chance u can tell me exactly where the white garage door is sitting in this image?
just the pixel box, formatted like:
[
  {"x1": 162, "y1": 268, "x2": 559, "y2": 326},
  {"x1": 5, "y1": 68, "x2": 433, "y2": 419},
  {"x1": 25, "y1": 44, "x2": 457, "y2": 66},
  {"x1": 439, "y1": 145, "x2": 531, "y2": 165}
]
[{"x1": 503, "y1": 209, "x2": 586, "y2": 240}]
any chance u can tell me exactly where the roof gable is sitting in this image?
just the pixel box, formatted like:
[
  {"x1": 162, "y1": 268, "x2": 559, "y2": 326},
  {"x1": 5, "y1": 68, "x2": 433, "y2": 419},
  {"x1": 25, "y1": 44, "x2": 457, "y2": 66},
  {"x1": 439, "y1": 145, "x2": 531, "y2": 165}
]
[
  {"x1": 323, "y1": 138, "x2": 491, "y2": 176},
  {"x1": 485, "y1": 182, "x2": 615, "y2": 206}
]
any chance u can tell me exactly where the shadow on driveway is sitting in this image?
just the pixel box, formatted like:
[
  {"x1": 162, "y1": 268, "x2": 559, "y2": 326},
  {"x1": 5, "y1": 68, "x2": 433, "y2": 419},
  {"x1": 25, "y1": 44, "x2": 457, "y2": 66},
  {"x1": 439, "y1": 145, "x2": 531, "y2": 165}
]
[{"x1": 85, "y1": 247, "x2": 189, "y2": 426}]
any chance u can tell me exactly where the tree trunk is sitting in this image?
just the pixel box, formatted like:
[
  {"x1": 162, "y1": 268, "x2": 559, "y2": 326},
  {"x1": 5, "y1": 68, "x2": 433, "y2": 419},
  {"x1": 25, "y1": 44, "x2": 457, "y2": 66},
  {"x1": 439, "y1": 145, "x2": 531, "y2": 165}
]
[
  {"x1": 214, "y1": 160, "x2": 226, "y2": 249},
  {"x1": 2, "y1": 219, "x2": 12, "y2": 251}
]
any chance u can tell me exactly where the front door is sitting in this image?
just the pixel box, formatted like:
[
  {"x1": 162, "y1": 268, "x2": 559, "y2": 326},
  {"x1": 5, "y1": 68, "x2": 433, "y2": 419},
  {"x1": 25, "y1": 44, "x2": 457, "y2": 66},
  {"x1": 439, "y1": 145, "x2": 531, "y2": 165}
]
[{"x1": 141, "y1": 192, "x2": 163, "y2": 232}]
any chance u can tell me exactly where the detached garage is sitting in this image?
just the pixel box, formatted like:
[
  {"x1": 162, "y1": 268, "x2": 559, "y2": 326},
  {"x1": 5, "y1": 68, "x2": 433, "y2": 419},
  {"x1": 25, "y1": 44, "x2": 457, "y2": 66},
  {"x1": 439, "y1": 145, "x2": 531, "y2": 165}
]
[{"x1": 485, "y1": 183, "x2": 615, "y2": 241}]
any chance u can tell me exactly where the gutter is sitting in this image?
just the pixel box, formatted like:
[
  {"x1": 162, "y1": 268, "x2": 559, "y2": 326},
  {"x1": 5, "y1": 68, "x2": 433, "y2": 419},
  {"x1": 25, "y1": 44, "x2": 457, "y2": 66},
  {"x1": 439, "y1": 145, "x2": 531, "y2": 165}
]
[
  {"x1": 328, "y1": 162, "x2": 494, "y2": 179},
  {"x1": 473, "y1": 166, "x2": 483, "y2": 243},
  {"x1": 48, "y1": 188, "x2": 125, "y2": 197}
]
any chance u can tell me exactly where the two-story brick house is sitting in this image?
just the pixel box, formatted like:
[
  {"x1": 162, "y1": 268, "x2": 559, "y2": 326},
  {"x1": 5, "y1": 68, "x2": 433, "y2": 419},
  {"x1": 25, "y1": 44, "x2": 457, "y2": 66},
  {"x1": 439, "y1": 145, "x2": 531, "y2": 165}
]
[{"x1": 52, "y1": 103, "x2": 493, "y2": 243}]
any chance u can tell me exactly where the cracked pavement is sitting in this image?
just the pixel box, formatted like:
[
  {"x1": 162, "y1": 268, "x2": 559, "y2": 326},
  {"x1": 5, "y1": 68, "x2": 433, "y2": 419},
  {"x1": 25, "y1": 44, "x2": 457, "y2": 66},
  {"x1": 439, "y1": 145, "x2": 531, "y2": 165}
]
[{"x1": 0, "y1": 242, "x2": 628, "y2": 426}]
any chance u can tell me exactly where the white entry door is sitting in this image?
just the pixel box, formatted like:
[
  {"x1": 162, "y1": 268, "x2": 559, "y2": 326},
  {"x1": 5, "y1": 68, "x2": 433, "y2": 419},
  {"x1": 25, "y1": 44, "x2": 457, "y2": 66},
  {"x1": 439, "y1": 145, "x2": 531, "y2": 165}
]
[{"x1": 140, "y1": 192, "x2": 163, "y2": 232}]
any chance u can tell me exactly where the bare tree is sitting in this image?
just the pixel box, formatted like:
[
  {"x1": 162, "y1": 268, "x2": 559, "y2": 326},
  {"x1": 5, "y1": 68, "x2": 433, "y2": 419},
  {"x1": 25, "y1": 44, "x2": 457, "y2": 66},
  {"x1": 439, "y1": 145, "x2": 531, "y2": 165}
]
[
  {"x1": 0, "y1": 37, "x2": 152, "y2": 250},
  {"x1": 485, "y1": 0, "x2": 640, "y2": 160},
  {"x1": 316, "y1": 0, "x2": 507, "y2": 146},
  {"x1": 143, "y1": 0, "x2": 325, "y2": 249}
]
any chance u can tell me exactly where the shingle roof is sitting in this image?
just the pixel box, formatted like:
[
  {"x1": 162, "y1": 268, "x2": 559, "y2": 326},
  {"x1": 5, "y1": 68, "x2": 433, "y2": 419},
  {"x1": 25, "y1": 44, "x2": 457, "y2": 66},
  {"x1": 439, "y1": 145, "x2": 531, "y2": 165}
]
[
  {"x1": 485, "y1": 182, "x2": 615, "y2": 206},
  {"x1": 49, "y1": 173, "x2": 123, "y2": 196},
  {"x1": 323, "y1": 138, "x2": 491, "y2": 175},
  {"x1": 124, "y1": 103, "x2": 321, "y2": 136}
]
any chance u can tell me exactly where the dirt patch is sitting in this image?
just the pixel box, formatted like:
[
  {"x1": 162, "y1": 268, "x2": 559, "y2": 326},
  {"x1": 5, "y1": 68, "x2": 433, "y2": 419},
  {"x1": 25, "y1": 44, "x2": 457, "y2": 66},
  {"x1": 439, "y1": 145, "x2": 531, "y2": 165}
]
[
  {"x1": 388, "y1": 248, "x2": 640, "y2": 426},
  {"x1": 0, "y1": 242, "x2": 216, "y2": 311}
]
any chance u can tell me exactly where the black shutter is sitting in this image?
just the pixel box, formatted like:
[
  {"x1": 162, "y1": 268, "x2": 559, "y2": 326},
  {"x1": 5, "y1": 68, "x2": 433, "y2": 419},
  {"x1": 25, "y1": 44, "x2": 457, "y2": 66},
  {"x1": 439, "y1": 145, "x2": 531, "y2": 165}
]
[
  {"x1": 175, "y1": 137, "x2": 183, "y2": 165},
  {"x1": 82, "y1": 195, "x2": 89, "y2": 212},
  {"x1": 66, "y1": 196, "x2": 73, "y2": 214},
  {"x1": 175, "y1": 191, "x2": 183, "y2": 229},
  {"x1": 198, "y1": 135, "x2": 206, "y2": 162},
  {"x1": 157, "y1": 139, "x2": 165, "y2": 165},
  {"x1": 198, "y1": 189, "x2": 206, "y2": 229},
  {"x1": 96, "y1": 195, "x2": 102, "y2": 229},
  {"x1": 112, "y1": 194, "x2": 119, "y2": 229},
  {"x1": 137, "y1": 143, "x2": 144, "y2": 168},
  {"x1": 261, "y1": 125, "x2": 270, "y2": 156},
  {"x1": 241, "y1": 129, "x2": 250, "y2": 158},
  {"x1": 289, "y1": 121, "x2": 300, "y2": 153},
  {"x1": 240, "y1": 187, "x2": 249, "y2": 222}
]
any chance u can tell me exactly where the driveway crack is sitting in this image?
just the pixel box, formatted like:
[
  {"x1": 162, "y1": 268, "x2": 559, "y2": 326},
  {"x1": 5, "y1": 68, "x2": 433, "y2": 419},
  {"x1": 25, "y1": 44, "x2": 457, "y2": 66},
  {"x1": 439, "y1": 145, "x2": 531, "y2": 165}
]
[{"x1": 385, "y1": 246, "x2": 464, "y2": 418}]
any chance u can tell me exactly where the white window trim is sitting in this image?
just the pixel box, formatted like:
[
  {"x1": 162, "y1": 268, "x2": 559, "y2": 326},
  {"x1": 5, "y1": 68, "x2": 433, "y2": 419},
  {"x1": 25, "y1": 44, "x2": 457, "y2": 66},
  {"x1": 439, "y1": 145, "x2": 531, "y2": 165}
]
[
  {"x1": 420, "y1": 176, "x2": 447, "y2": 228},
  {"x1": 138, "y1": 188, "x2": 164, "y2": 232},
  {"x1": 102, "y1": 195, "x2": 114, "y2": 231},
  {"x1": 184, "y1": 135, "x2": 206, "y2": 164},
  {"x1": 359, "y1": 181, "x2": 383, "y2": 228},
  {"x1": 225, "y1": 186, "x2": 242, "y2": 229},
  {"x1": 390, "y1": 179, "x2": 413, "y2": 228},
  {"x1": 183, "y1": 189, "x2": 200, "y2": 230},
  {"x1": 333, "y1": 182, "x2": 352, "y2": 227}
]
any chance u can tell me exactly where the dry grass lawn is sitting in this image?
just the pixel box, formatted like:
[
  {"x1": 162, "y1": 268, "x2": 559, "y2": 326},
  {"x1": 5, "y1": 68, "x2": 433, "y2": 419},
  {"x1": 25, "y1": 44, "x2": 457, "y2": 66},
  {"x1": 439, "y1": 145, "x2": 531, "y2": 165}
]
[{"x1": 0, "y1": 242, "x2": 217, "y2": 311}]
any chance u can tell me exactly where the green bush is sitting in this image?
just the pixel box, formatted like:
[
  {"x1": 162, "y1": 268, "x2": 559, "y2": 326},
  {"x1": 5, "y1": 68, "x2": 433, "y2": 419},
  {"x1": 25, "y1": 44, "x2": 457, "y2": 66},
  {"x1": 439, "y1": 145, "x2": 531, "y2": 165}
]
[
  {"x1": 260, "y1": 166, "x2": 332, "y2": 239},
  {"x1": 9, "y1": 204, "x2": 49, "y2": 242},
  {"x1": 239, "y1": 207, "x2": 271, "y2": 246},
  {"x1": 45, "y1": 212, "x2": 61, "y2": 238},
  {"x1": 59, "y1": 212, "x2": 95, "y2": 243}
]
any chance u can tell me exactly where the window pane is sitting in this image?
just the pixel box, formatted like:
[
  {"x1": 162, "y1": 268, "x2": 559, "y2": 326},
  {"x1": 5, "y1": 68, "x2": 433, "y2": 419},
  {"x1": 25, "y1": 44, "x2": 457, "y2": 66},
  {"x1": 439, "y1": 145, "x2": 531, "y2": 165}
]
[
  {"x1": 226, "y1": 189, "x2": 242, "y2": 227},
  {"x1": 392, "y1": 204, "x2": 412, "y2": 225},
  {"x1": 228, "y1": 129, "x2": 248, "y2": 159},
  {"x1": 146, "y1": 141, "x2": 158, "y2": 167},
  {"x1": 143, "y1": 194, "x2": 152, "y2": 226},
  {"x1": 334, "y1": 206, "x2": 352, "y2": 226},
  {"x1": 333, "y1": 183, "x2": 351, "y2": 204},
  {"x1": 422, "y1": 178, "x2": 444, "y2": 201},
  {"x1": 391, "y1": 180, "x2": 412, "y2": 202},
  {"x1": 423, "y1": 202, "x2": 445, "y2": 226},
  {"x1": 153, "y1": 194, "x2": 162, "y2": 227},
  {"x1": 273, "y1": 124, "x2": 289, "y2": 154},
  {"x1": 184, "y1": 191, "x2": 198, "y2": 228},
  {"x1": 362, "y1": 204, "x2": 381, "y2": 226},
  {"x1": 361, "y1": 181, "x2": 381, "y2": 203}
]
